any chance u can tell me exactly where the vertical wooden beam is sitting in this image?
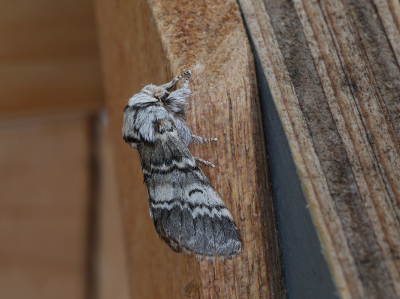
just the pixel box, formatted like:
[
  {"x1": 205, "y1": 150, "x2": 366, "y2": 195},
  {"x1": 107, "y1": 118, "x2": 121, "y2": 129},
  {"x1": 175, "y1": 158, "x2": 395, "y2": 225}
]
[
  {"x1": 239, "y1": 0, "x2": 400, "y2": 297},
  {"x1": 96, "y1": 118, "x2": 130, "y2": 299},
  {"x1": 94, "y1": 0, "x2": 284, "y2": 298}
]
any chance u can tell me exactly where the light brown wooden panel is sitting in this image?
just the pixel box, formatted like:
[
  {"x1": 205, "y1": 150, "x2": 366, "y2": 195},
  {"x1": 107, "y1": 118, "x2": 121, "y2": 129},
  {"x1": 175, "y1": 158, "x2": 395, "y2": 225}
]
[
  {"x1": 96, "y1": 117, "x2": 130, "y2": 299},
  {"x1": 0, "y1": 57, "x2": 102, "y2": 119},
  {"x1": 239, "y1": 0, "x2": 400, "y2": 297},
  {"x1": 94, "y1": 0, "x2": 284, "y2": 298},
  {"x1": 0, "y1": 114, "x2": 91, "y2": 299},
  {"x1": 0, "y1": 0, "x2": 104, "y2": 118}
]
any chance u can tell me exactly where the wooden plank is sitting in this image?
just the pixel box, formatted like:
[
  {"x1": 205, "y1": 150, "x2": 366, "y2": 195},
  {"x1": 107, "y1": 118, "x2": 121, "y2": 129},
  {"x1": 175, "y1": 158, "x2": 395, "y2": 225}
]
[
  {"x1": 0, "y1": 0, "x2": 103, "y2": 118},
  {"x1": 96, "y1": 116, "x2": 130, "y2": 299},
  {"x1": 0, "y1": 57, "x2": 103, "y2": 119},
  {"x1": 0, "y1": 114, "x2": 91, "y2": 299},
  {"x1": 347, "y1": 0, "x2": 400, "y2": 141},
  {"x1": 94, "y1": 0, "x2": 285, "y2": 298},
  {"x1": 239, "y1": 0, "x2": 400, "y2": 297},
  {"x1": 251, "y1": 49, "x2": 338, "y2": 298}
]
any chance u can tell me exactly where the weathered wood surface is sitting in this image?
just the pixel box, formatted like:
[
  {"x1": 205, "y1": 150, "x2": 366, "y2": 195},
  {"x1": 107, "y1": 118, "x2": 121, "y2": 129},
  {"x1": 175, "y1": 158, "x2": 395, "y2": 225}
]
[
  {"x1": 94, "y1": 0, "x2": 284, "y2": 298},
  {"x1": 239, "y1": 0, "x2": 400, "y2": 298}
]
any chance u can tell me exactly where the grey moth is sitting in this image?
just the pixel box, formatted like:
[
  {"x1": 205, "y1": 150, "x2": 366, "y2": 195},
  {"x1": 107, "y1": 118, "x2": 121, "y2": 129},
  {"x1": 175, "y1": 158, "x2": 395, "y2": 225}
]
[{"x1": 122, "y1": 71, "x2": 241, "y2": 258}]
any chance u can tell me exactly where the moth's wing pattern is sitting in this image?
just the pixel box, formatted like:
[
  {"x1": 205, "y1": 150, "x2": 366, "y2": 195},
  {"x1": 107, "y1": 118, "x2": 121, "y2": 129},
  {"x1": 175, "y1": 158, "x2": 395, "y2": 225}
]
[{"x1": 137, "y1": 118, "x2": 241, "y2": 258}]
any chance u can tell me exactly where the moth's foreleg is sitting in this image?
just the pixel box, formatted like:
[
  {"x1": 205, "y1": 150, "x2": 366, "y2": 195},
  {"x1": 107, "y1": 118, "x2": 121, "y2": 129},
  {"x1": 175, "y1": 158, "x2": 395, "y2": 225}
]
[
  {"x1": 161, "y1": 70, "x2": 191, "y2": 90},
  {"x1": 191, "y1": 135, "x2": 218, "y2": 144},
  {"x1": 194, "y1": 157, "x2": 215, "y2": 168},
  {"x1": 180, "y1": 70, "x2": 191, "y2": 89}
]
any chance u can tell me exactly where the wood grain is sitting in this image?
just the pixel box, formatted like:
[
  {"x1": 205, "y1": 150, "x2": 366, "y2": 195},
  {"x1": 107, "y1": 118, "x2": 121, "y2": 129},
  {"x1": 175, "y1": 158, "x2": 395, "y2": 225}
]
[
  {"x1": 239, "y1": 0, "x2": 400, "y2": 297},
  {"x1": 94, "y1": 0, "x2": 284, "y2": 298}
]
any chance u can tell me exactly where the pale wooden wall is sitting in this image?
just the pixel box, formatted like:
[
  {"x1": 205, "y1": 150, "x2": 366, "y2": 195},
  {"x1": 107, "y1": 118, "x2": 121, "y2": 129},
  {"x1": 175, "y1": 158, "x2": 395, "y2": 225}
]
[
  {"x1": 0, "y1": 115, "x2": 91, "y2": 299},
  {"x1": 0, "y1": 0, "x2": 103, "y2": 119},
  {"x1": 0, "y1": 0, "x2": 129, "y2": 298},
  {"x1": 96, "y1": 118, "x2": 130, "y2": 299}
]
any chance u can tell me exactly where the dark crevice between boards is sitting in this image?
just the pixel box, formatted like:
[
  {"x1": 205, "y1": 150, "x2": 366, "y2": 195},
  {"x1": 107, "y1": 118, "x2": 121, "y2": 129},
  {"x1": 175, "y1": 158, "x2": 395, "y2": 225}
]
[
  {"x1": 238, "y1": 3, "x2": 339, "y2": 298},
  {"x1": 85, "y1": 113, "x2": 103, "y2": 299}
]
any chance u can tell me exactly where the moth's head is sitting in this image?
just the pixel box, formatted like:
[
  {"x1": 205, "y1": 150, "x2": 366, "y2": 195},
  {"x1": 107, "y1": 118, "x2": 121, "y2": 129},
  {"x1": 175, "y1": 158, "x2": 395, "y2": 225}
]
[
  {"x1": 142, "y1": 85, "x2": 170, "y2": 102},
  {"x1": 126, "y1": 85, "x2": 168, "y2": 108},
  {"x1": 126, "y1": 73, "x2": 190, "y2": 111}
]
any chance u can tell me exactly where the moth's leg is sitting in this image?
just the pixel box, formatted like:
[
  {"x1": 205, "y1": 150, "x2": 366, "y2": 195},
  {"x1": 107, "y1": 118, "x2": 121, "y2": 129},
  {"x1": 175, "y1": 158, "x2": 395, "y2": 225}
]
[
  {"x1": 180, "y1": 70, "x2": 191, "y2": 89},
  {"x1": 195, "y1": 157, "x2": 215, "y2": 168},
  {"x1": 161, "y1": 70, "x2": 191, "y2": 90},
  {"x1": 191, "y1": 135, "x2": 218, "y2": 144}
]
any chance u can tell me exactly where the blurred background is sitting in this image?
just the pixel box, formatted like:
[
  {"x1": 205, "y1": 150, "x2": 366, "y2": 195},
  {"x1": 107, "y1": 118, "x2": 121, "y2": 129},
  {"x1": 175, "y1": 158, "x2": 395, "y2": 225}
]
[{"x1": 0, "y1": 0, "x2": 129, "y2": 298}]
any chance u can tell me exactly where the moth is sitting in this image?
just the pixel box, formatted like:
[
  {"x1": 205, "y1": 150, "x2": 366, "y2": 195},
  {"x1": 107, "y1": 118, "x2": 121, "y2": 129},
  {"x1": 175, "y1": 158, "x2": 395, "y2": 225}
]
[{"x1": 122, "y1": 71, "x2": 241, "y2": 258}]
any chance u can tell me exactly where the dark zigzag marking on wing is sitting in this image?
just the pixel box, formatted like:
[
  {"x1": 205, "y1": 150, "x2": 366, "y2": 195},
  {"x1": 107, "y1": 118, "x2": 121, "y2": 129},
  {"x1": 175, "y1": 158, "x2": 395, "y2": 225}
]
[
  {"x1": 143, "y1": 164, "x2": 200, "y2": 175},
  {"x1": 123, "y1": 136, "x2": 155, "y2": 147},
  {"x1": 143, "y1": 151, "x2": 193, "y2": 167},
  {"x1": 143, "y1": 172, "x2": 210, "y2": 186},
  {"x1": 189, "y1": 189, "x2": 203, "y2": 196},
  {"x1": 149, "y1": 197, "x2": 227, "y2": 213}
]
